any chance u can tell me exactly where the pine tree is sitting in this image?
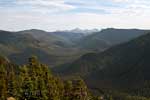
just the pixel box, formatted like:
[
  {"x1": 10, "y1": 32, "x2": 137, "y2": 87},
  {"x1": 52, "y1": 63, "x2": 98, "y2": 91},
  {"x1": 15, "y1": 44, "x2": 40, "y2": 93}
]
[
  {"x1": 19, "y1": 65, "x2": 34, "y2": 100},
  {"x1": 55, "y1": 77, "x2": 64, "y2": 99},
  {"x1": 0, "y1": 56, "x2": 95, "y2": 100},
  {"x1": 0, "y1": 64, "x2": 7, "y2": 100},
  {"x1": 64, "y1": 80, "x2": 73, "y2": 100},
  {"x1": 71, "y1": 79, "x2": 88, "y2": 100},
  {"x1": 7, "y1": 66, "x2": 17, "y2": 98}
]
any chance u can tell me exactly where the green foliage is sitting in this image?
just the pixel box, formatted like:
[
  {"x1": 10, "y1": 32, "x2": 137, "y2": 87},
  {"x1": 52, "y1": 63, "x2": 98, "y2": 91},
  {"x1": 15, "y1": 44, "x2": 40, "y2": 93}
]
[
  {"x1": 1, "y1": 55, "x2": 149, "y2": 100},
  {"x1": 0, "y1": 56, "x2": 95, "y2": 100},
  {"x1": 0, "y1": 64, "x2": 7, "y2": 100}
]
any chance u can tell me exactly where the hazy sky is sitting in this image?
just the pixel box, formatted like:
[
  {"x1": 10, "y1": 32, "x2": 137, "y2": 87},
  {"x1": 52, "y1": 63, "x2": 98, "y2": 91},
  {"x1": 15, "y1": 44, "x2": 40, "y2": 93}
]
[{"x1": 0, "y1": 0, "x2": 150, "y2": 31}]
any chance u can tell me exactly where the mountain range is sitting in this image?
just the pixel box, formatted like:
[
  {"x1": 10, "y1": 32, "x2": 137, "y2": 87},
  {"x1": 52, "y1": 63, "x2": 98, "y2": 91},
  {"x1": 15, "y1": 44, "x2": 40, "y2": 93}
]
[
  {"x1": 77, "y1": 28, "x2": 149, "y2": 51},
  {"x1": 1, "y1": 28, "x2": 150, "y2": 98},
  {"x1": 0, "y1": 28, "x2": 149, "y2": 67},
  {"x1": 54, "y1": 31, "x2": 150, "y2": 97},
  {"x1": 0, "y1": 30, "x2": 83, "y2": 67}
]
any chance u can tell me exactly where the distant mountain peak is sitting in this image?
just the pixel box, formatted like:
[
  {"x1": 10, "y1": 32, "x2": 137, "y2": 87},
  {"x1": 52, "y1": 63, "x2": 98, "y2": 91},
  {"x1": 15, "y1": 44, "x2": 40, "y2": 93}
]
[{"x1": 70, "y1": 28, "x2": 99, "y2": 34}]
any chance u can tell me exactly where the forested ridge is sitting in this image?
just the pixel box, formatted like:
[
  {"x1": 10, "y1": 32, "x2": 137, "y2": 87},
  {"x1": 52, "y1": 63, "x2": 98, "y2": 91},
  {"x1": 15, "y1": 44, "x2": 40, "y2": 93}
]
[
  {"x1": 1, "y1": 29, "x2": 150, "y2": 100},
  {"x1": 53, "y1": 32, "x2": 150, "y2": 100},
  {"x1": 0, "y1": 56, "x2": 103, "y2": 100},
  {"x1": 1, "y1": 56, "x2": 150, "y2": 100},
  {"x1": 0, "y1": 29, "x2": 149, "y2": 67}
]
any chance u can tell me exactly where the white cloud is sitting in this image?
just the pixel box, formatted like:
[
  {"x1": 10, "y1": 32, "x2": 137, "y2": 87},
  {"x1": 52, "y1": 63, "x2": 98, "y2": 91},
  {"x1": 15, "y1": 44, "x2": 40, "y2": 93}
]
[
  {"x1": 2, "y1": 0, "x2": 75, "y2": 13},
  {"x1": 17, "y1": 0, "x2": 74, "y2": 9},
  {"x1": 105, "y1": 0, "x2": 150, "y2": 16},
  {"x1": 0, "y1": 11, "x2": 150, "y2": 31},
  {"x1": 0, "y1": 0, "x2": 150, "y2": 31},
  {"x1": 109, "y1": 0, "x2": 129, "y2": 3}
]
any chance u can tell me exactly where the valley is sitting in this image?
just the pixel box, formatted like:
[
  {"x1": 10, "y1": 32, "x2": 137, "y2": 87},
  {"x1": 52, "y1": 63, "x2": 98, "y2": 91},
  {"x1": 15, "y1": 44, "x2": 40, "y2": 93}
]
[{"x1": 1, "y1": 28, "x2": 150, "y2": 100}]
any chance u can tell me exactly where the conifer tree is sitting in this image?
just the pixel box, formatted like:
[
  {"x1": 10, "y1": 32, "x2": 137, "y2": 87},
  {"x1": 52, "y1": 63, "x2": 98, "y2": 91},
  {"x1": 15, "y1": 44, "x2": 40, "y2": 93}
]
[
  {"x1": 0, "y1": 65, "x2": 7, "y2": 100},
  {"x1": 0, "y1": 56, "x2": 97, "y2": 100},
  {"x1": 64, "y1": 80, "x2": 73, "y2": 100},
  {"x1": 71, "y1": 79, "x2": 88, "y2": 100},
  {"x1": 7, "y1": 65, "x2": 18, "y2": 98}
]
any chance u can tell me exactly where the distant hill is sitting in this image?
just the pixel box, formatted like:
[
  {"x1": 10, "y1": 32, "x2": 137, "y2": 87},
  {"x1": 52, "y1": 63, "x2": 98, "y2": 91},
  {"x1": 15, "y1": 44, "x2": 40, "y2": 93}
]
[
  {"x1": 0, "y1": 30, "x2": 85, "y2": 67},
  {"x1": 78, "y1": 28, "x2": 149, "y2": 51},
  {"x1": 1, "y1": 28, "x2": 150, "y2": 68},
  {"x1": 0, "y1": 30, "x2": 39, "y2": 55},
  {"x1": 54, "y1": 32, "x2": 150, "y2": 91},
  {"x1": 50, "y1": 31, "x2": 85, "y2": 43},
  {"x1": 86, "y1": 32, "x2": 150, "y2": 89},
  {"x1": 19, "y1": 29, "x2": 73, "y2": 47},
  {"x1": 2, "y1": 28, "x2": 150, "y2": 98}
]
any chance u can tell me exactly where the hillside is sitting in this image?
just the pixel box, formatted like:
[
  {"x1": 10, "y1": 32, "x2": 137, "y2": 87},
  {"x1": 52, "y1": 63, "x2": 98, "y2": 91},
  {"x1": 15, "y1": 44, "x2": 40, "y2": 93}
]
[
  {"x1": 19, "y1": 29, "x2": 74, "y2": 47},
  {"x1": 54, "y1": 32, "x2": 150, "y2": 95},
  {"x1": 78, "y1": 28, "x2": 149, "y2": 51},
  {"x1": 0, "y1": 56, "x2": 101, "y2": 100},
  {"x1": 0, "y1": 30, "x2": 84, "y2": 67},
  {"x1": 1, "y1": 56, "x2": 150, "y2": 100},
  {"x1": 86, "y1": 32, "x2": 150, "y2": 90},
  {"x1": 0, "y1": 30, "x2": 39, "y2": 55},
  {"x1": 1, "y1": 28, "x2": 149, "y2": 67},
  {"x1": 51, "y1": 31, "x2": 85, "y2": 43},
  {"x1": 1, "y1": 29, "x2": 150, "y2": 99}
]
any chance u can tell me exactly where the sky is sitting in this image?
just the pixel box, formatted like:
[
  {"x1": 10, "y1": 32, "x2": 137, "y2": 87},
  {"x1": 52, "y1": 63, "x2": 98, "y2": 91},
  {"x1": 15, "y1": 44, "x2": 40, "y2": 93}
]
[{"x1": 0, "y1": 0, "x2": 150, "y2": 31}]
